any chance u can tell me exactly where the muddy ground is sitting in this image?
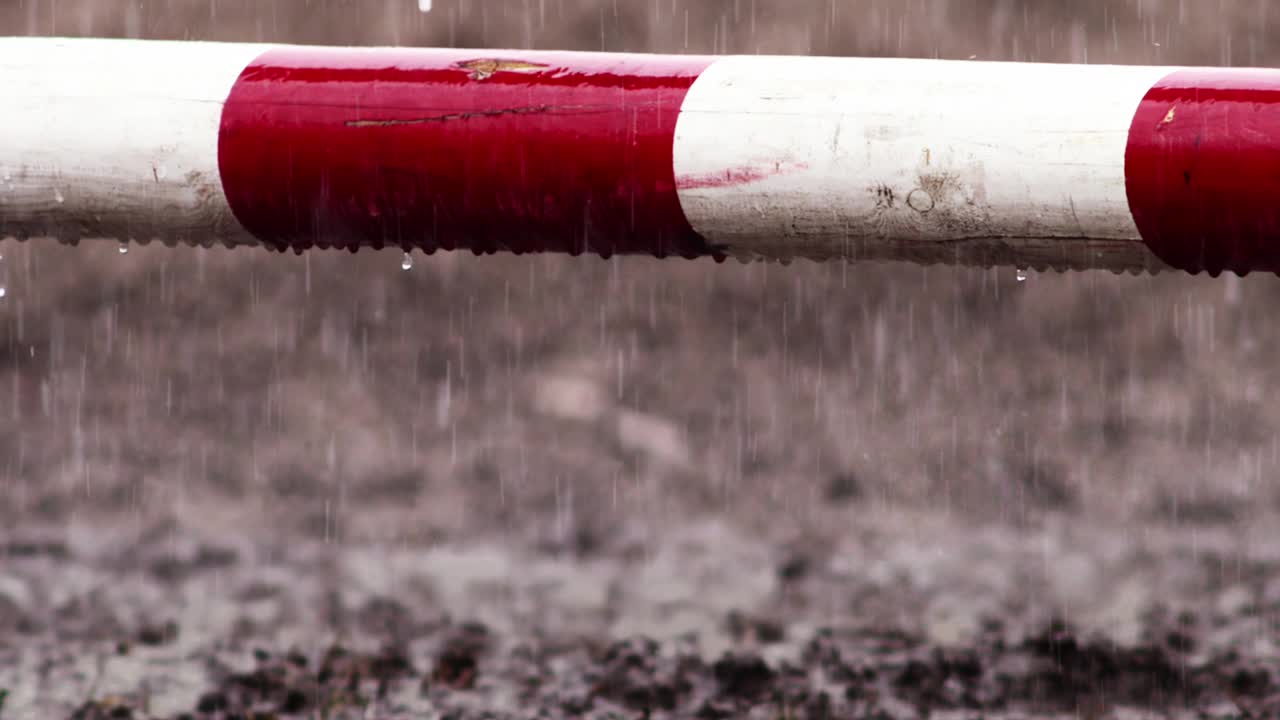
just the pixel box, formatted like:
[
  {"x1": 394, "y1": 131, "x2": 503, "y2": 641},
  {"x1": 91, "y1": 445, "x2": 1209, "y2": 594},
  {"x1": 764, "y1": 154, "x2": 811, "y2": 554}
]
[{"x1": 5, "y1": 1, "x2": 1280, "y2": 717}]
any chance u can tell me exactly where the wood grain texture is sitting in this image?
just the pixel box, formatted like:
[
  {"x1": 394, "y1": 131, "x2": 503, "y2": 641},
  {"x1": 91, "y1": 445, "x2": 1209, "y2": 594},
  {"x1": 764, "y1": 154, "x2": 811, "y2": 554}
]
[{"x1": 0, "y1": 38, "x2": 264, "y2": 247}]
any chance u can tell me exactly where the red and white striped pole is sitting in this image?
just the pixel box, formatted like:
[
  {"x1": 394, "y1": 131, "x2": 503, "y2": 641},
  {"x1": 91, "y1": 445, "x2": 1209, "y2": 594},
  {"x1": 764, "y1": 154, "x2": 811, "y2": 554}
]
[{"x1": 3, "y1": 37, "x2": 1279, "y2": 275}]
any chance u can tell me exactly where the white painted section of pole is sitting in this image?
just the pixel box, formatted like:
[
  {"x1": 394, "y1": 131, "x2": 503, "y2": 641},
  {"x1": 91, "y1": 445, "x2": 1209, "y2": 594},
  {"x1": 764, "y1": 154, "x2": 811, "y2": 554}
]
[
  {"x1": 674, "y1": 57, "x2": 1173, "y2": 271},
  {"x1": 0, "y1": 38, "x2": 265, "y2": 246}
]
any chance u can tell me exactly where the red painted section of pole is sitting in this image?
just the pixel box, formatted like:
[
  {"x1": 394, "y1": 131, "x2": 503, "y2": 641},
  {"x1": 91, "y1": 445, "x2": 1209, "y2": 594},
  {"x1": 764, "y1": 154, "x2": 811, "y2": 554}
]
[
  {"x1": 217, "y1": 47, "x2": 717, "y2": 258},
  {"x1": 1126, "y1": 69, "x2": 1280, "y2": 276}
]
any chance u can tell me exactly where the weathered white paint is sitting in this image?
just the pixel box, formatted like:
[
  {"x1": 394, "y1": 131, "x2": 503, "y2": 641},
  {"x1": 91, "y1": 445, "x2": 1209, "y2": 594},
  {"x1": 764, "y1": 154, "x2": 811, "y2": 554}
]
[
  {"x1": 0, "y1": 38, "x2": 266, "y2": 246},
  {"x1": 675, "y1": 56, "x2": 1174, "y2": 271}
]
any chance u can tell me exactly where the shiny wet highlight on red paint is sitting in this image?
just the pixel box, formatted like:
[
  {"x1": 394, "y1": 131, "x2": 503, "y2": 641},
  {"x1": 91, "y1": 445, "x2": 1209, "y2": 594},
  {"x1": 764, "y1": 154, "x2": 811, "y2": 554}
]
[
  {"x1": 217, "y1": 47, "x2": 717, "y2": 258},
  {"x1": 1126, "y1": 68, "x2": 1280, "y2": 275}
]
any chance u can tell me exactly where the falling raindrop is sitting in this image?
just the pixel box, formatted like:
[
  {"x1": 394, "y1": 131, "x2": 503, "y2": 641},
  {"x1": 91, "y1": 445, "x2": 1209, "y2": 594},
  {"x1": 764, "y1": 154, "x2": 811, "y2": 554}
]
[
  {"x1": 118, "y1": 242, "x2": 129, "y2": 255},
  {"x1": 401, "y1": 251, "x2": 414, "y2": 270},
  {"x1": 418, "y1": 0, "x2": 432, "y2": 11},
  {"x1": 1015, "y1": 267, "x2": 1029, "y2": 283},
  {"x1": 0, "y1": 287, "x2": 7, "y2": 300},
  {"x1": 53, "y1": 188, "x2": 65, "y2": 204}
]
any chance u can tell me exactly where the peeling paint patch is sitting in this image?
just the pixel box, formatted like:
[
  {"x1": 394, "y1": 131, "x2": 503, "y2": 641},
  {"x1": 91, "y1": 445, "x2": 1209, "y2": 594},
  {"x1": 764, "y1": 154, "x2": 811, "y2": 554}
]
[
  {"x1": 453, "y1": 59, "x2": 551, "y2": 81},
  {"x1": 916, "y1": 171, "x2": 963, "y2": 201},
  {"x1": 870, "y1": 183, "x2": 896, "y2": 209}
]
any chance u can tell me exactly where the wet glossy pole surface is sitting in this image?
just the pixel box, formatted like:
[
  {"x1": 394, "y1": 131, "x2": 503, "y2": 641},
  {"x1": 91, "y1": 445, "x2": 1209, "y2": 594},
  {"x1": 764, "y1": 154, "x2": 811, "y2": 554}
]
[
  {"x1": 217, "y1": 47, "x2": 718, "y2": 259},
  {"x1": 1126, "y1": 69, "x2": 1280, "y2": 275}
]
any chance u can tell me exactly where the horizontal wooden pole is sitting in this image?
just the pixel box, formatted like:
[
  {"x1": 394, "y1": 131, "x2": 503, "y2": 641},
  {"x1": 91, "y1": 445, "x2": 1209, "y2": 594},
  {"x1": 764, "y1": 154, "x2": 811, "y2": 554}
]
[{"x1": 2, "y1": 37, "x2": 1279, "y2": 275}]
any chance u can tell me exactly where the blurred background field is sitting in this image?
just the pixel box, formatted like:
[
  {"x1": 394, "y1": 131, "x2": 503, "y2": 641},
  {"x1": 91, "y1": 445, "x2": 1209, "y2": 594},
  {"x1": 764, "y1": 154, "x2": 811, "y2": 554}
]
[{"x1": 4, "y1": 0, "x2": 1280, "y2": 543}]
